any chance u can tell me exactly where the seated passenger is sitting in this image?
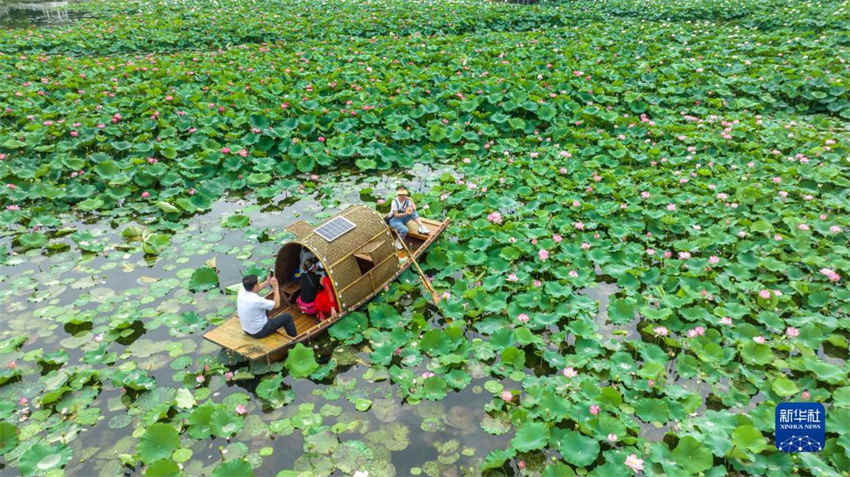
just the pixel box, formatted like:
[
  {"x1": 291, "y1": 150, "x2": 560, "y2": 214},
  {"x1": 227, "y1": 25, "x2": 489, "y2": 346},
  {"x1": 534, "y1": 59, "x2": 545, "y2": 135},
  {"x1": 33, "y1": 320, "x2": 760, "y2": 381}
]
[
  {"x1": 238, "y1": 273, "x2": 297, "y2": 338},
  {"x1": 297, "y1": 258, "x2": 322, "y2": 317},
  {"x1": 387, "y1": 186, "x2": 429, "y2": 249},
  {"x1": 314, "y1": 274, "x2": 339, "y2": 320}
]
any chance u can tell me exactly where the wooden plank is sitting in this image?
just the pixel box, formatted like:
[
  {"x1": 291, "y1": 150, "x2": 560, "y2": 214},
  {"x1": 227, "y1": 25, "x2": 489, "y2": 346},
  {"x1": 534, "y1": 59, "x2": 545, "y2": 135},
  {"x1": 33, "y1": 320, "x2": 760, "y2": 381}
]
[{"x1": 203, "y1": 317, "x2": 289, "y2": 360}]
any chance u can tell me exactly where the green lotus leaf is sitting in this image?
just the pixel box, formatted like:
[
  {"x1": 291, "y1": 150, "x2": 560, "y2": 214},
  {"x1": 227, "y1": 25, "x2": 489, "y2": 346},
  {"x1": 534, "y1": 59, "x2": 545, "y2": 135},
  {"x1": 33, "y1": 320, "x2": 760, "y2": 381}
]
[
  {"x1": 137, "y1": 423, "x2": 180, "y2": 464},
  {"x1": 771, "y1": 377, "x2": 799, "y2": 397},
  {"x1": 212, "y1": 459, "x2": 255, "y2": 477},
  {"x1": 145, "y1": 459, "x2": 180, "y2": 477},
  {"x1": 211, "y1": 407, "x2": 244, "y2": 438},
  {"x1": 285, "y1": 343, "x2": 318, "y2": 378},
  {"x1": 731, "y1": 425, "x2": 767, "y2": 453},
  {"x1": 143, "y1": 233, "x2": 171, "y2": 255},
  {"x1": 512, "y1": 421, "x2": 549, "y2": 452},
  {"x1": 422, "y1": 376, "x2": 448, "y2": 400},
  {"x1": 0, "y1": 422, "x2": 18, "y2": 455},
  {"x1": 222, "y1": 214, "x2": 250, "y2": 229},
  {"x1": 188, "y1": 266, "x2": 219, "y2": 291},
  {"x1": 556, "y1": 430, "x2": 599, "y2": 468},
  {"x1": 18, "y1": 443, "x2": 72, "y2": 476},
  {"x1": 328, "y1": 312, "x2": 367, "y2": 344},
  {"x1": 672, "y1": 435, "x2": 713, "y2": 474}
]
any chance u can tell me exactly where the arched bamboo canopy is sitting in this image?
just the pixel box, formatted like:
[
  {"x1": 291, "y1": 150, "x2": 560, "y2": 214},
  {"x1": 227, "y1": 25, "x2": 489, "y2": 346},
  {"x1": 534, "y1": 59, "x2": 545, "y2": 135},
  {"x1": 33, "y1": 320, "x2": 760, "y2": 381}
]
[{"x1": 274, "y1": 205, "x2": 399, "y2": 312}]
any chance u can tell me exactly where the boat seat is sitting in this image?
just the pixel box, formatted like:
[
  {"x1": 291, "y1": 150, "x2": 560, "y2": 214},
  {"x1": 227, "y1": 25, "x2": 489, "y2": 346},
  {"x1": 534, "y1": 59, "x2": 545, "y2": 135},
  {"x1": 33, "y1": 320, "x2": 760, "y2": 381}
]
[
  {"x1": 280, "y1": 281, "x2": 301, "y2": 303},
  {"x1": 406, "y1": 217, "x2": 442, "y2": 241}
]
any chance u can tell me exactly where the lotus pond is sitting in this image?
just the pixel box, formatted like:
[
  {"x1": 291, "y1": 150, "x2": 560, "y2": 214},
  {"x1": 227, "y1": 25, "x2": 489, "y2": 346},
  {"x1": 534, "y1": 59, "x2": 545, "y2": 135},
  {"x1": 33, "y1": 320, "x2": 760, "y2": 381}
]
[{"x1": 1, "y1": 0, "x2": 850, "y2": 475}]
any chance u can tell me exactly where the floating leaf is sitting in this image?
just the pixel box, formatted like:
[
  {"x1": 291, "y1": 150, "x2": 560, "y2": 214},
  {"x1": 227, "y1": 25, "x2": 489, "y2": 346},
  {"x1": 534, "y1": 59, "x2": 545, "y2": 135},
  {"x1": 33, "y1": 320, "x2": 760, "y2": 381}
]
[
  {"x1": 285, "y1": 343, "x2": 319, "y2": 378},
  {"x1": 137, "y1": 423, "x2": 180, "y2": 464}
]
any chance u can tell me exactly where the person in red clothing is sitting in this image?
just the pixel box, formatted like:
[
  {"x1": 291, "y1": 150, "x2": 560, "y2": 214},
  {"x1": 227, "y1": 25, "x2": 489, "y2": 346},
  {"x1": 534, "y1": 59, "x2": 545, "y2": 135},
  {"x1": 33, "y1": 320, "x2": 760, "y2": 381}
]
[
  {"x1": 314, "y1": 275, "x2": 338, "y2": 320},
  {"x1": 297, "y1": 258, "x2": 338, "y2": 321}
]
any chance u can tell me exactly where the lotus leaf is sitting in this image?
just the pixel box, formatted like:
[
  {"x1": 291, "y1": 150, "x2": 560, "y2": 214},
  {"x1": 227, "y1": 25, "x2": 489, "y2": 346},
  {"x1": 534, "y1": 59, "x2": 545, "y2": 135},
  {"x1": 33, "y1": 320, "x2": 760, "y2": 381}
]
[{"x1": 285, "y1": 343, "x2": 319, "y2": 378}]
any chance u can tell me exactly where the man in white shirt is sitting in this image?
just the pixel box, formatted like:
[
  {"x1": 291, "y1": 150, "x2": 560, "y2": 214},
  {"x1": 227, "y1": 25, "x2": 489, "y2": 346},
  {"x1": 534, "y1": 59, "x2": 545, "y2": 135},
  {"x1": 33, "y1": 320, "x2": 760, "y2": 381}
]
[
  {"x1": 238, "y1": 273, "x2": 297, "y2": 338},
  {"x1": 386, "y1": 186, "x2": 429, "y2": 249}
]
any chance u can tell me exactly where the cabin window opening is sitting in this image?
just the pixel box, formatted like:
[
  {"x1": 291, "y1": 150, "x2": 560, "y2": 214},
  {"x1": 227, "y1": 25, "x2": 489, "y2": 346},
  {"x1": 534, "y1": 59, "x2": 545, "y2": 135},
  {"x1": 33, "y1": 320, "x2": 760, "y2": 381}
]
[{"x1": 354, "y1": 256, "x2": 375, "y2": 275}]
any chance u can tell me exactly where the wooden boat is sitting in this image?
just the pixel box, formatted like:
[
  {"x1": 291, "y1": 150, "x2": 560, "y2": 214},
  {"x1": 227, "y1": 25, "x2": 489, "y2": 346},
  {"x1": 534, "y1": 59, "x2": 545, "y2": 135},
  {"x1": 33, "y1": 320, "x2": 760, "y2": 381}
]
[{"x1": 203, "y1": 205, "x2": 449, "y2": 363}]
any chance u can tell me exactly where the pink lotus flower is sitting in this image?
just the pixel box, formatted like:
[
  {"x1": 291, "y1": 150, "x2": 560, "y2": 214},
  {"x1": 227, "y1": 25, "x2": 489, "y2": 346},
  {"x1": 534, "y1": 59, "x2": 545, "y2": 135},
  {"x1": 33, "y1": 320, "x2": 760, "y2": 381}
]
[
  {"x1": 581, "y1": 242, "x2": 591, "y2": 250},
  {"x1": 220, "y1": 147, "x2": 231, "y2": 154},
  {"x1": 678, "y1": 251, "x2": 691, "y2": 259},
  {"x1": 165, "y1": 95, "x2": 173, "y2": 101},
  {"x1": 753, "y1": 336, "x2": 766, "y2": 344},
  {"x1": 487, "y1": 211, "x2": 503, "y2": 224},
  {"x1": 589, "y1": 404, "x2": 600, "y2": 415},
  {"x1": 507, "y1": 273, "x2": 518, "y2": 282},
  {"x1": 720, "y1": 317, "x2": 733, "y2": 325},
  {"x1": 798, "y1": 224, "x2": 810, "y2": 231},
  {"x1": 517, "y1": 313, "x2": 530, "y2": 323},
  {"x1": 666, "y1": 203, "x2": 676, "y2": 211},
  {"x1": 785, "y1": 327, "x2": 799, "y2": 338},
  {"x1": 829, "y1": 225, "x2": 842, "y2": 233},
  {"x1": 141, "y1": 191, "x2": 150, "y2": 199},
  {"x1": 7, "y1": 361, "x2": 16, "y2": 369},
  {"x1": 94, "y1": 333, "x2": 103, "y2": 342},
  {"x1": 625, "y1": 454, "x2": 644, "y2": 473},
  {"x1": 538, "y1": 249, "x2": 549, "y2": 261},
  {"x1": 758, "y1": 289, "x2": 772, "y2": 299},
  {"x1": 820, "y1": 268, "x2": 841, "y2": 282},
  {"x1": 687, "y1": 326, "x2": 705, "y2": 337},
  {"x1": 238, "y1": 149, "x2": 248, "y2": 157},
  {"x1": 572, "y1": 200, "x2": 580, "y2": 207},
  {"x1": 196, "y1": 375, "x2": 205, "y2": 384},
  {"x1": 574, "y1": 221, "x2": 584, "y2": 230},
  {"x1": 653, "y1": 326, "x2": 668, "y2": 337},
  {"x1": 801, "y1": 390, "x2": 811, "y2": 400},
  {"x1": 716, "y1": 192, "x2": 728, "y2": 200},
  {"x1": 640, "y1": 191, "x2": 650, "y2": 199},
  {"x1": 533, "y1": 279, "x2": 541, "y2": 287},
  {"x1": 607, "y1": 433, "x2": 618, "y2": 443},
  {"x1": 663, "y1": 251, "x2": 672, "y2": 258},
  {"x1": 501, "y1": 391, "x2": 513, "y2": 402},
  {"x1": 563, "y1": 367, "x2": 577, "y2": 378},
  {"x1": 70, "y1": 130, "x2": 78, "y2": 137},
  {"x1": 568, "y1": 270, "x2": 578, "y2": 278},
  {"x1": 421, "y1": 371, "x2": 435, "y2": 379},
  {"x1": 553, "y1": 234, "x2": 563, "y2": 243},
  {"x1": 6, "y1": 205, "x2": 20, "y2": 211},
  {"x1": 189, "y1": 188, "x2": 196, "y2": 196},
  {"x1": 708, "y1": 255, "x2": 720, "y2": 264},
  {"x1": 19, "y1": 397, "x2": 27, "y2": 406},
  {"x1": 646, "y1": 248, "x2": 655, "y2": 256},
  {"x1": 560, "y1": 167, "x2": 567, "y2": 174},
  {"x1": 235, "y1": 404, "x2": 247, "y2": 415}
]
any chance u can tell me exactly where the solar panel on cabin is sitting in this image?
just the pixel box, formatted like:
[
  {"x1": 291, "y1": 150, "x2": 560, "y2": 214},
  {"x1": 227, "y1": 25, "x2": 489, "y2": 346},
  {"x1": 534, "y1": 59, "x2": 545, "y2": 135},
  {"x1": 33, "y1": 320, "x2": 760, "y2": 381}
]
[{"x1": 314, "y1": 216, "x2": 356, "y2": 242}]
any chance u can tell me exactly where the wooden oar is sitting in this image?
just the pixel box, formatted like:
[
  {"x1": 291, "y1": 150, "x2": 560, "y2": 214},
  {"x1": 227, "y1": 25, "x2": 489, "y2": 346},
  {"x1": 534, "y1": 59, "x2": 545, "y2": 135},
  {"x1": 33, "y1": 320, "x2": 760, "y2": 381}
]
[{"x1": 394, "y1": 230, "x2": 441, "y2": 305}]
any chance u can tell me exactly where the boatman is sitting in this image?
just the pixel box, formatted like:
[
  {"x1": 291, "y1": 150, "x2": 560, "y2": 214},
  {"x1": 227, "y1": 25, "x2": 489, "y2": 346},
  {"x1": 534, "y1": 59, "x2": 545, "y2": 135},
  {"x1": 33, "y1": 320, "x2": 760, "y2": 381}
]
[
  {"x1": 238, "y1": 273, "x2": 297, "y2": 338},
  {"x1": 387, "y1": 186, "x2": 429, "y2": 249}
]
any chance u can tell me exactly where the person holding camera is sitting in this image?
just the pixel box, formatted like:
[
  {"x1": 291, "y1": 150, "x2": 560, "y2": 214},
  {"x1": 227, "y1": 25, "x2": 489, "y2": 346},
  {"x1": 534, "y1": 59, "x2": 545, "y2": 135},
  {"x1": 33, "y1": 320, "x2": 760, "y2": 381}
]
[{"x1": 238, "y1": 272, "x2": 297, "y2": 338}]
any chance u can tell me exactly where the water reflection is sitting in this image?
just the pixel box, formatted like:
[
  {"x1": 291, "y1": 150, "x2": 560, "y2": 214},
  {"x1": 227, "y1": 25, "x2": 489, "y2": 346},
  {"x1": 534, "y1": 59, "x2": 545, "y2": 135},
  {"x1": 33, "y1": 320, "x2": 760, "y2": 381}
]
[{"x1": 0, "y1": 1, "x2": 83, "y2": 27}]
